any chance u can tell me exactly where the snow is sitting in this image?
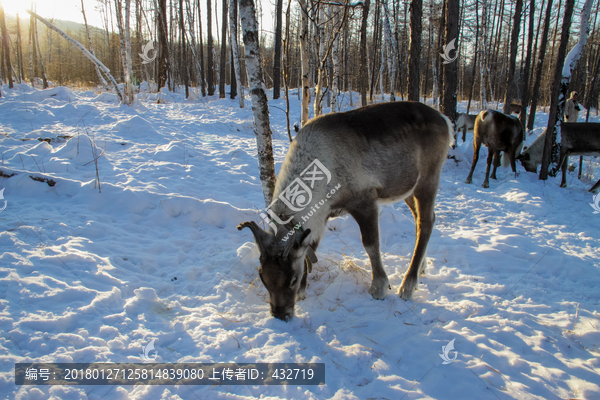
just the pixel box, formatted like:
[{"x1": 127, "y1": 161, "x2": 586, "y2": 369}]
[{"x1": 1, "y1": 84, "x2": 599, "y2": 399}]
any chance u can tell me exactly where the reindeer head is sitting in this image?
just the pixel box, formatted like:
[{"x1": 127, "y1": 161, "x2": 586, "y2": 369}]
[
  {"x1": 516, "y1": 151, "x2": 538, "y2": 173},
  {"x1": 237, "y1": 221, "x2": 312, "y2": 322}
]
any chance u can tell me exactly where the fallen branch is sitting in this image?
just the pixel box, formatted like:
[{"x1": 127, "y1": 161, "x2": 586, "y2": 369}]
[
  {"x1": 29, "y1": 176, "x2": 56, "y2": 186},
  {"x1": 25, "y1": 9, "x2": 124, "y2": 102}
]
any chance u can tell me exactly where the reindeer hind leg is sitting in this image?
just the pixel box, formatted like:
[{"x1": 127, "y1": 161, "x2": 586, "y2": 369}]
[
  {"x1": 399, "y1": 181, "x2": 437, "y2": 301},
  {"x1": 405, "y1": 195, "x2": 427, "y2": 277}
]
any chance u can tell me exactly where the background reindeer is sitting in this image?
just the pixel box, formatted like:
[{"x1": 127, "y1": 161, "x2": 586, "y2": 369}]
[
  {"x1": 465, "y1": 110, "x2": 524, "y2": 188},
  {"x1": 456, "y1": 113, "x2": 477, "y2": 143},
  {"x1": 518, "y1": 123, "x2": 600, "y2": 192},
  {"x1": 238, "y1": 102, "x2": 453, "y2": 321}
]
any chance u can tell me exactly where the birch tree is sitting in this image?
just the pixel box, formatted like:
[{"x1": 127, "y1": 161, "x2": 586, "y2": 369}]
[
  {"x1": 229, "y1": 0, "x2": 244, "y2": 107},
  {"x1": 239, "y1": 0, "x2": 276, "y2": 204},
  {"x1": 299, "y1": 0, "x2": 310, "y2": 126},
  {"x1": 115, "y1": 0, "x2": 134, "y2": 104}
]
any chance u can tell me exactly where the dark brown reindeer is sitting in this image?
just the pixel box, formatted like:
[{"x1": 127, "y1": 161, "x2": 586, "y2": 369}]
[
  {"x1": 465, "y1": 110, "x2": 524, "y2": 188},
  {"x1": 518, "y1": 123, "x2": 600, "y2": 192},
  {"x1": 238, "y1": 102, "x2": 453, "y2": 321}
]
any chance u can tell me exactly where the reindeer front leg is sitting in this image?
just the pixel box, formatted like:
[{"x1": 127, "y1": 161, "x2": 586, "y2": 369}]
[{"x1": 349, "y1": 197, "x2": 390, "y2": 300}]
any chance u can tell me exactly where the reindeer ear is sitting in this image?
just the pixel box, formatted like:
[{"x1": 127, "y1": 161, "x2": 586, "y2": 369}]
[
  {"x1": 237, "y1": 221, "x2": 271, "y2": 255},
  {"x1": 296, "y1": 229, "x2": 312, "y2": 248},
  {"x1": 282, "y1": 228, "x2": 312, "y2": 259}
]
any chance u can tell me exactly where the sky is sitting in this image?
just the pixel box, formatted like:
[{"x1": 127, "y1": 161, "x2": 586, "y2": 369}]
[{"x1": 3, "y1": 0, "x2": 278, "y2": 39}]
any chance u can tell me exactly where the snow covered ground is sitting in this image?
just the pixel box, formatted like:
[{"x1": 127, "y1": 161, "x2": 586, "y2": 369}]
[{"x1": 0, "y1": 83, "x2": 599, "y2": 399}]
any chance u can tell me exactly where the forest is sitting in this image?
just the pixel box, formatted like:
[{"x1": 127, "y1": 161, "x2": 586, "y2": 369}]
[{"x1": 1, "y1": 0, "x2": 598, "y2": 121}]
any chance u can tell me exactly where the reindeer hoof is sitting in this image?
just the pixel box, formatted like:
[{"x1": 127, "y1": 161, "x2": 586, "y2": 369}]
[
  {"x1": 482, "y1": 182, "x2": 489, "y2": 188},
  {"x1": 368, "y1": 277, "x2": 389, "y2": 300},
  {"x1": 465, "y1": 178, "x2": 472, "y2": 184},
  {"x1": 399, "y1": 277, "x2": 417, "y2": 301}
]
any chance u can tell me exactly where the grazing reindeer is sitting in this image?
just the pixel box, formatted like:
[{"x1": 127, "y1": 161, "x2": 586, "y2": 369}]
[
  {"x1": 238, "y1": 102, "x2": 453, "y2": 321},
  {"x1": 465, "y1": 110, "x2": 524, "y2": 188},
  {"x1": 456, "y1": 113, "x2": 477, "y2": 143},
  {"x1": 509, "y1": 103, "x2": 522, "y2": 115},
  {"x1": 517, "y1": 123, "x2": 600, "y2": 192}
]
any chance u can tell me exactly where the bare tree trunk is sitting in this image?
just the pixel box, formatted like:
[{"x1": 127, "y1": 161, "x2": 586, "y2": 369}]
[
  {"x1": 273, "y1": 0, "x2": 283, "y2": 99},
  {"x1": 527, "y1": 0, "x2": 553, "y2": 131},
  {"x1": 479, "y1": 0, "x2": 488, "y2": 109},
  {"x1": 0, "y1": 3, "x2": 13, "y2": 88},
  {"x1": 30, "y1": 7, "x2": 38, "y2": 85},
  {"x1": 330, "y1": 5, "x2": 341, "y2": 111},
  {"x1": 441, "y1": 0, "x2": 459, "y2": 126},
  {"x1": 383, "y1": 0, "x2": 397, "y2": 101},
  {"x1": 34, "y1": 17, "x2": 48, "y2": 89},
  {"x1": 519, "y1": 0, "x2": 535, "y2": 129},
  {"x1": 157, "y1": 0, "x2": 170, "y2": 91},
  {"x1": 466, "y1": 0, "x2": 479, "y2": 114},
  {"x1": 219, "y1": 0, "x2": 228, "y2": 98},
  {"x1": 540, "y1": 0, "x2": 575, "y2": 180},
  {"x1": 180, "y1": 0, "x2": 189, "y2": 98},
  {"x1": 115, "y1": 0, "x2": 134, "y2": 104},
  {"x1": 185, "y1": 0, "x2": 204, "y2": 92},
  {"x1": 359, "y1": 0, "x2": 370, "y2": 106},
  {"x1": 408, "y1": 0, "x2": 422, "y2": 101},
  {"x1": 239, "y1": 0, "x2": 276, "y2": 205},
  {"x1": 26, "y1": 9, "x2": 124, "y2": 101},
  {"x1": 16, "y1": 14, "x2": 25, "y2": 83},
  {"x1": 81, "y1": 0, "x2": 110, "y2": 91},
  {"x1": 207, "y1": 0, "x2": 215, "y2": 95},
  {"x1": 196, "y1": 0, "x2": 206, "y2": 96},
  {"x1": 314, "y1": 5, "x2": 326, "y2": 117},
  {"x1": 284, "y1": 0, "x2": 292, "y2": 139},
  {"x1": 437, "y1": 0, "x2": 446, "y2": 106},
  {"x1": 299, "y1": 0, "x2": 310, "y2": 126},
  {"x1": 229, "y1": 0, "x2": 244, "y2": 107},
  {"x1": 503, "y1": 0, "x2": 523, "y2": 114}
]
